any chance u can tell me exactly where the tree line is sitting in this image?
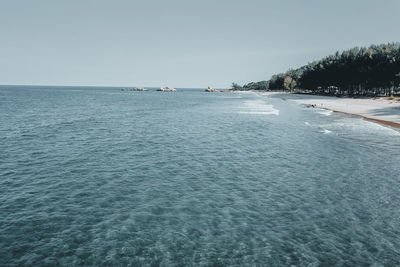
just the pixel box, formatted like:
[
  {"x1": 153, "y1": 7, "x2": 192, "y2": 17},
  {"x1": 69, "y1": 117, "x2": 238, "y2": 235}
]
[{"x1": 233, "y1": 43, "x2": 400, "y2": 96}]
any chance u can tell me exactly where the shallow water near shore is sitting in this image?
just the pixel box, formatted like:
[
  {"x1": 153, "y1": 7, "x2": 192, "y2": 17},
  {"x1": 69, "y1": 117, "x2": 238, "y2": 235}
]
[{"x1": 1, "y1": 86, "x2": 400, "y2": 266}]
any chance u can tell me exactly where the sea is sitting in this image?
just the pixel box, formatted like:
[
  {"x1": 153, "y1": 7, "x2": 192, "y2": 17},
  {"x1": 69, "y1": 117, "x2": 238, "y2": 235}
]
[{"x1": 1, "y1": 85, "x2": 400, "y2": 266}]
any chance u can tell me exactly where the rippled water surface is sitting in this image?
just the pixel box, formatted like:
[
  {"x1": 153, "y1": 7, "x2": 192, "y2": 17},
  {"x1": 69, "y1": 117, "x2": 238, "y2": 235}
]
[{"x1": 1, "y1": 86, "x2": 400, "y2": 266}]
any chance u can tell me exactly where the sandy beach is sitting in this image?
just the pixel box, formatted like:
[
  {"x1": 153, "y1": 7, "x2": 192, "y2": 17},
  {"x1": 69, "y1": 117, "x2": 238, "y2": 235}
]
[
  {"x1": 287, "y1": 95, "x2": 400, "y2": 128},
  {"x1": 233, "y1": 90, "x2": 288, "y2": 96}
]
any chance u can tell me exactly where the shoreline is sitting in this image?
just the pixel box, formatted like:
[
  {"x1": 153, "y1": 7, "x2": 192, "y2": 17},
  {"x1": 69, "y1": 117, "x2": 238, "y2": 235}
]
[
  {"x1": 313, "y1": 106, "x2": 400, "y2": 129},
  {"x1": 284, "y1": 94, "x2": 400, "y2": 129},
  {"x1": 209, "y1": 90, "x2": 400, "y2": 129}
]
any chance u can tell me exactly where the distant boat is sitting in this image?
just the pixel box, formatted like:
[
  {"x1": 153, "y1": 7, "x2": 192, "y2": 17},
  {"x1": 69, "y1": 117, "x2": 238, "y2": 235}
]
[
  {"x1": 157, "y1": 86, "x2": 176, "y2": 92},
  {"x1": 205, "y1": 86, "x2": 219, "y2": 92},
  {"x1": 130, "y1": 87, "x2": 148, "y2": 91}
]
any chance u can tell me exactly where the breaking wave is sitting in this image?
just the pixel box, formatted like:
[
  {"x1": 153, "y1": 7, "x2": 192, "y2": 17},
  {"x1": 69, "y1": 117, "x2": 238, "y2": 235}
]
[{"x1": 239, "y1": 100, "x2": 279, "y2": 115}]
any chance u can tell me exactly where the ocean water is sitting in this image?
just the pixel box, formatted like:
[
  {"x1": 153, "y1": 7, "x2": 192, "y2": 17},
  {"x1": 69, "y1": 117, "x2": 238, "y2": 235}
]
[{"x1": 1, "y1": 86, "x2": 400, "y2": 266}]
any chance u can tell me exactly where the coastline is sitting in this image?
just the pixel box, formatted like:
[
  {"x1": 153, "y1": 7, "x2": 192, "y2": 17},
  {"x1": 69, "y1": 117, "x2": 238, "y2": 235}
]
[
  {"x1": 285, "y1": 94, "x2": 400, "y2": 129},
  {"x1": 210, "y1": 89, "x2": 400, "y2": 129}
]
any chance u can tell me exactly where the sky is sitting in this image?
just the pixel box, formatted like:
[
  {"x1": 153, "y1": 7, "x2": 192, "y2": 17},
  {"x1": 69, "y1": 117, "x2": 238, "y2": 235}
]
[{"x1": 0, "y1": 0, "x2": 399, "y2": 88}]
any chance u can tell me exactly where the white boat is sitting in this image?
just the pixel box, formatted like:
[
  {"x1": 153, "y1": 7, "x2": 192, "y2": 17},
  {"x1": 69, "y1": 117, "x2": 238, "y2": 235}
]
[
  {"x1": 157, "y1": 86, "x2": 176, "y2": 92},
  {"x1": 205, "y1": 86, "x2": 219, "y2": 92}
]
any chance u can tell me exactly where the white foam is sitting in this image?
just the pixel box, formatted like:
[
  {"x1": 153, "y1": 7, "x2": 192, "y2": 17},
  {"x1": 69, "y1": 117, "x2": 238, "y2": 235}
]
[
  {"x1": 233, "y1": 91, "x2": 257, "y2": 95},
  {"x1": 317, "y1": 109, "x2": 333, "y2": 116},
  {"x1": 321, "y1": 118, "x2": 400, "y2": 137},
  {"x1": 239, "y1": 100, "x2": 279, "y2": 116}
]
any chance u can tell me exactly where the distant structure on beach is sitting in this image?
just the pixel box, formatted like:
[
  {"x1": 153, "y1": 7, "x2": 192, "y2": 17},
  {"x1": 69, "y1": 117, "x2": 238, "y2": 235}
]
[{"x1": 157, "y1": 86, "x2": 176, "y2": 92}]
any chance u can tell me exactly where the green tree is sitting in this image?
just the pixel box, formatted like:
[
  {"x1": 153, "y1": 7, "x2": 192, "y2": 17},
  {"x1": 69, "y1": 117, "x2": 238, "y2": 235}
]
[
  {"x1": 283, "y1": 76, "x2": 296, "y2": 91},
  {"x1": 231, "y1": 82, "x2": 243, "y2": 90}
]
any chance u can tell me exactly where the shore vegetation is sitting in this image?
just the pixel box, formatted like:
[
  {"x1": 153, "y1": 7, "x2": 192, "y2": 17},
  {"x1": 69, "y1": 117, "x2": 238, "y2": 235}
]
[{"x1": 235, "y1": 43, "x2": 400, "y2": 96}]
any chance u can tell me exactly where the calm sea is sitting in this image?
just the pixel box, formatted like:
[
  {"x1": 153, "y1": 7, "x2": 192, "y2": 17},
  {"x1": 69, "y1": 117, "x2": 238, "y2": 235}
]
[{"x1": 1, "y1": 86, "x2": 400, "y2": 266}]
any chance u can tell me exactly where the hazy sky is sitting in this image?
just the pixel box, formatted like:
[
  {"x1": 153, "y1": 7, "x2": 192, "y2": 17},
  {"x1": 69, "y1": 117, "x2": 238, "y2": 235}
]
[{"x1": 0, "y1": 0, "x2": 399, "y2": 88}]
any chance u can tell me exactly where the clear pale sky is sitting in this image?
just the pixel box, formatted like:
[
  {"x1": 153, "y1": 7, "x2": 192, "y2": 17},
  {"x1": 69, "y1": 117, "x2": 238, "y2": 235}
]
[{"x1": 0, "y1": 0, "x2": 399, "y2": 88}]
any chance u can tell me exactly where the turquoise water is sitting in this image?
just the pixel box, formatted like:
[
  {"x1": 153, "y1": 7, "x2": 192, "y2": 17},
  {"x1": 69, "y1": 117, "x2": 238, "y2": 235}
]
[{"x1": 1, "y1": 86, "x2": 400, "y2": 266}]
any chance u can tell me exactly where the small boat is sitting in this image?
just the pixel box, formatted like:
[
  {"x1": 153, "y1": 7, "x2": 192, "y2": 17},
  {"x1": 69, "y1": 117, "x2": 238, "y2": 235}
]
[
  {"x1": 205, "y1": 86, "x2": 219, "y2": 92},
  {"x1": 157, "y1": 86, "x2": 176, "y2": 92},
  {"x1": 131, "y1": 87, "x2": 148, "y2": 91}
]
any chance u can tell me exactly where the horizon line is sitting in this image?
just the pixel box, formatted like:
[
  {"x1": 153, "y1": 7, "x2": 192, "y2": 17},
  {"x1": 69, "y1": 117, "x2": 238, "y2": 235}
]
[{"x1": 0, "y1": 84, "x2": 228, "y2": 89}]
